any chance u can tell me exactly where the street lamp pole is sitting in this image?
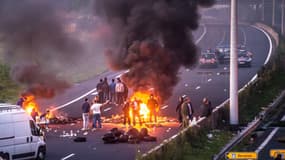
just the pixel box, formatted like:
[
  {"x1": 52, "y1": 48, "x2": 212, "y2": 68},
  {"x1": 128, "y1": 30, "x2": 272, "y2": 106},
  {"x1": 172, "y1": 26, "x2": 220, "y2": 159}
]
[
  {"x1": 262, "y1": 0, "x2": 265, "y2": 21},
  {"x1": 272, "y1": 0, "x2": 276, "y2": 26},
  {"x1": 281, "y1": 0, "x2": 284, "y2": 35},
  {"x1": 230, "y1": 0, "x2": 239, "y2": 125}
]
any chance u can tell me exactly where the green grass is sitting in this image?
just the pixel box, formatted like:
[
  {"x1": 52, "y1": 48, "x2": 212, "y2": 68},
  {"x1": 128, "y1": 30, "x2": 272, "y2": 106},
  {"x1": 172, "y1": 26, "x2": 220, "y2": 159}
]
[
  {"x1": 182, "y1": 130, "x2": 233, "y2": 160},
  {"x1": 0, "y1": 64, "x2": 21, "y2": 103}
]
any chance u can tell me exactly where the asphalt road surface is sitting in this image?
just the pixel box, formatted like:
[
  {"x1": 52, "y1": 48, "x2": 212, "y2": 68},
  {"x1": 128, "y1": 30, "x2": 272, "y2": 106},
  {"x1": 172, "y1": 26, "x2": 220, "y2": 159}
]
[
  {"x1": 35, "y1": 3, "x2": 274, "y2": 159},
  {"x1": 37, "y1": 22, "x2": 272, "y2": 160}
]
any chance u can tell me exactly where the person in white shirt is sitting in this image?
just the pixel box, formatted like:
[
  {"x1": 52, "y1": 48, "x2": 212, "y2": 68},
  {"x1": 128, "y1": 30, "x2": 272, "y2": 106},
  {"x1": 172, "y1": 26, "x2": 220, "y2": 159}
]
[{"x1": 90, "y1": 95, "x2": 109, "y2": 131}]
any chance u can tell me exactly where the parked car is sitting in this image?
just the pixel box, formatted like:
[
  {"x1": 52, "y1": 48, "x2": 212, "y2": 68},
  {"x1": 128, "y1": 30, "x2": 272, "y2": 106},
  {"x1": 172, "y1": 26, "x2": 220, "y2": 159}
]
[
  {"x1": 238, "y1": 50, "x2": 252, "y2": 67},
  {"x1": 0, "y1": 104, "x2": 46, "y2": 160},
  {"x1": 199, "y1": 52, "x2": 218, "y2": 68}
]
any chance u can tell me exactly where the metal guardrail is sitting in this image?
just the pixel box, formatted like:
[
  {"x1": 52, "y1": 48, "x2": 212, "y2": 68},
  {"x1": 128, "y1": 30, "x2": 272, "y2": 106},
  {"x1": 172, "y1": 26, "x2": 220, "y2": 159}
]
[
  {"x1": 213, "y1": 90, "x2": 285, "y2": 160},
  {"x1": 141, "y1": 23, "x2": 278, "y2": 159}
]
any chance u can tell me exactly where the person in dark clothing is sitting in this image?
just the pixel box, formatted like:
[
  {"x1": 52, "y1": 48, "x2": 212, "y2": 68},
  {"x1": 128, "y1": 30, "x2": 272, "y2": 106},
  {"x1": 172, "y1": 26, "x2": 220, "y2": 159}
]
[
  {"x1": 147, "y1": 94, "x2": 159, "y2": 123},
  {"x1": 175, "y1": 96, "x2": 185, "y2": 123},
  {"x1": 96, "y1": 79, "x2": 104, "y2": 103},
  {"x1": 123, "y1": 82, "x2": 128, "y2": 102},
  {"x1": 31, "y1": 108, "x2": 38, "y2": 121},
  {"x1": 200, "y1": 97, "x2": 212, "y2": 118},
  {"x1": 82, "y1": 98, "x2": 91, "y2": 130},
  {"x1": 109, "y1": 79, "x2": 116, "y2": 103},
  {"x1": 16, "y1": 95, "x2": 26, "y2": 107},
  {"x1": 181, "y1": 96, "x2": 194, "y2": 128},
  {"x1": 102, "y1": 77, "x2": 109, "y2": 102},
  {"x1": 132, "y1": 97, "x2": 142, "y2": 126},
  {"x1": 122, "y1": 100, "x2": 131, "y2": 126}
]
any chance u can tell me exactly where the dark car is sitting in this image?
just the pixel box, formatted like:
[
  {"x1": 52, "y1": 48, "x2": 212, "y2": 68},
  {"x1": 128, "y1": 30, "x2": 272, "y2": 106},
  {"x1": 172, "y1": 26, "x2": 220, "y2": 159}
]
[
  {"x1": 238, "y1": 50, "x2": 252, "y2": 67},
  {"x1": 199, "y1": 52, "x2": 218, "y2": 68},
  {"x1": 215, "y1": 45, "x2": 230, "y2": 64}
]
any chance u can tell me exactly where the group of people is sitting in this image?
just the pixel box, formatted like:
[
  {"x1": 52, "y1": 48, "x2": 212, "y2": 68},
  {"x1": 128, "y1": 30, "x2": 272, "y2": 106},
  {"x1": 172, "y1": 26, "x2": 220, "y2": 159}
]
[
  {"x1": 81, "y1": 96, "x2": 110, "y2": 131},
  {"x1": 96, "y1": 77, "x2": 128, "y2": 105},
  {"x1": 122, "y1": 94, "x2": 159, "y2": 127},
  {"x1": 81, "y1": 93, "x2": 160, "y2": 131},
  {"x1": 176, "y1": 95, "x2": 212, "y2": 128}
]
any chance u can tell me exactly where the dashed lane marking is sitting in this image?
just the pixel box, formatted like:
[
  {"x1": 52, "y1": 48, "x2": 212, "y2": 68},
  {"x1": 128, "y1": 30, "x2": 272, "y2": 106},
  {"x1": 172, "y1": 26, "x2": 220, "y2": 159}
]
[{"x1": 61, "y1": 153, "x2": 75, "y2": 160}]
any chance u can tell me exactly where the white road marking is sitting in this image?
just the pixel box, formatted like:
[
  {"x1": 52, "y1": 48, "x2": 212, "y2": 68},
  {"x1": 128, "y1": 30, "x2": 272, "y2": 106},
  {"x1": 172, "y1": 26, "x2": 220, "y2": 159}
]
[
  {"x1": 91, "y1": 91, "x2": 98, "y2": 95},
  {"x1": 281, "y1": 114, "x2": 285, "y2": 121},
  {"x1": 195, "y1": 24, "x2": 207, "y2": 44},
  {"x1": 217, "y1": 72, "x2": 220, "y2": 76},
  {"x1": 255, "y1": 127, "x2": 279, "y2": 153},
  {"x1": 223, "y1": 67, "x2": 227, "y2": 70},
  {"x1": 251, "y1": 25, "x2": 273, "y2": 65},
  {"x1": 51, "y1": 88, "x2": 97, "y2": 112},
  {"x1": 104, "y1": 107, "x2": 112, "y2": 112},
  {"x1": 161, "y1": 105, "x2": 168, "y2": 110},
  {"x1": 195, "y1": 86, "x2": 201, "y2": 90},
  {"x1": 185, "y1": 68, "x2": 190, "y2": 72},
  {"x1": 241, "y1": 28, "x2": 247, "y2": 45},
  {"x1": 224, "y1": 89, "x2": 227, "y2": 92},
  {"x1": 184, "y1": 83, "x2": 189, "y2": 87},
  {"x1": 51, "y1": 24, "x2": 207, "y2": 112},
  {"x1": 207, "y1": 78, "x2": 212, "y2": 82},
  {"x1": 61, "y1": 153, "x2": 75, "y2": 160},
  {"x1": 218, "y1": 31, "x2": 226, "y2": 46}
]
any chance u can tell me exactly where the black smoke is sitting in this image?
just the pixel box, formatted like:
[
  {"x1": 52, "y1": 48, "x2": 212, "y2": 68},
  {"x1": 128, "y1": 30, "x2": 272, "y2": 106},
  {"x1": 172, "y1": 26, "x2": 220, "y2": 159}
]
[
  {"x1": 0, "y1": 0, "x2": 82, "y2": 98},
  {"x1": 94, "y1": 0, "x2": 215, "y2": 102}
]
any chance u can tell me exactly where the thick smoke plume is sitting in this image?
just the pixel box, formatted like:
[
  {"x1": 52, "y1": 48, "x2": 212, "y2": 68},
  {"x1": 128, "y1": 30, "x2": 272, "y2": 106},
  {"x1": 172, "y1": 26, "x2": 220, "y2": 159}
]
[
  {"x1": 94, "y1": 0, "x2": 215, "y2": 102},
  {"x1": 0, "y1": 0, "x2": 82, "y2": 98}
]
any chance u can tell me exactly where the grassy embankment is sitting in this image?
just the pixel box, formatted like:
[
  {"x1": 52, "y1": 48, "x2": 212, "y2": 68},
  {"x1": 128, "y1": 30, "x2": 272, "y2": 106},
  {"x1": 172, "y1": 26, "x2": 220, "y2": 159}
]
[{"x1": 141, "y1": 37, "x2": 285, "y2": 160}]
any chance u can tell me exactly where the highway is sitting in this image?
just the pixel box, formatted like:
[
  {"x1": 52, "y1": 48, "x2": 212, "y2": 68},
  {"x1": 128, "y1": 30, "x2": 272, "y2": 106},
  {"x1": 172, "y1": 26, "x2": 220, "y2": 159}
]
[{"x1": 38, "y1": 22, "x2": 272, "y2": 160}]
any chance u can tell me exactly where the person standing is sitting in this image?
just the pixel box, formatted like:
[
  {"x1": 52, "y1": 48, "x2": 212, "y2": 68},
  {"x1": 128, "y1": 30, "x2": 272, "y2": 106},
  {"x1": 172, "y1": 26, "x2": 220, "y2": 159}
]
[
  {"x1": 109, "y1": 79, "x2": 116, "y2": 103},
  {"x1": 147, "y1": 94, "x2": 159, "y2": 123},
  {"x1": 16, "y1": 95, "x2": 26, "y2": 108},
  {"x1": 132, "y1": 97, "x2": 142, "y2": 126},
  {"x1": 102, "y1": 77, "x2": 109, "y2": 102},
  {"x1": 122, "y1": 100, "x2": 131, "y2": 126},
  {"x1": 31, "y1": 108, "x2": 38, "y2": 121},
  {"x1": 175, "y1": 96, "x2": 185, "y2": 124},
  {"x1": 96, "y1": 79, "x2": 104, "y2": 103},
  {"x1": 181, "y1": 96, "x2": 194, "y2": 128},
  {"x1": 200, "y1": 97, "x2": 212, "y2": 118},
  {"x1": 90, "y1": 96, "x2": 109, "y2": 131},
  {"x1": 115, "y1": 78, "x2": 125, "y2": 106},
  {"x1": 81, "y1": 98, "x2": 91, "y2": 130}
]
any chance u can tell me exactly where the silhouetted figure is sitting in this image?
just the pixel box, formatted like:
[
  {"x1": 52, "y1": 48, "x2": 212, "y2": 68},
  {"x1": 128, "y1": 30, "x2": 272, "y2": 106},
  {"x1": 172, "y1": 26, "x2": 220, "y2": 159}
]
[
  {"x1": 31, "y1": 108, "x2": 38, "y2": 121},
  {"x1": 96, "y1": 79, "x2": 104, "y2": 103},
  {"x1": 109, "y1": 79, "x2": 116, "y2": 103},
  {"x1": 147, "y1": 94, "x2": 159, "y2": 123},
  {"x1": 175, "y1": 96, "x2": 185, "y2": 123},
  {"x1": 123, "y1": 100, "x2": 131, "y2": 126},
  {"x1": 102, "y1": 77, "x2": 109, "y2": 102},
  {"x1": 200, "y1": 97, "x2": 212, "y2": 118},
  {"x1": 132, "y1": 97, "x2": 142, "y2": 126}
]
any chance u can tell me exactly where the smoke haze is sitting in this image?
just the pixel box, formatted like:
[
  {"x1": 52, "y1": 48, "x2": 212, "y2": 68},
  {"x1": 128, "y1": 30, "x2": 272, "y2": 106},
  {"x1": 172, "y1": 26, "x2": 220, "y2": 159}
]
[{"x1": 94, "y1": 0, "x2": 215, "y2": 101}]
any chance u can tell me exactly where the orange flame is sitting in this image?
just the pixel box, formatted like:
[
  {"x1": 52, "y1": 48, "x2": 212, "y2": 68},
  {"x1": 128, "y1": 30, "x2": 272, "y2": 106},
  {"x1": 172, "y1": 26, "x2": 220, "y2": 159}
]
[
  {"x1": 23, "y1": 95, "x2": 41, "y2": 116},
  {"x1": 129, "y1": 91, "x2": 159, "y2": 125}
]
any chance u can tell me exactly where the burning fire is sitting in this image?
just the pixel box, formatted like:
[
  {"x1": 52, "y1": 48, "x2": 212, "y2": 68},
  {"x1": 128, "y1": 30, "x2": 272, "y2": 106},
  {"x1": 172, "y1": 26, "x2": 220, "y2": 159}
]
[
  {"x1": 129, "y1": 92, "x2": 159, "y2": 124},
  {"x1": 23, "y1": 95, "x2": 41, "y2": 116}
]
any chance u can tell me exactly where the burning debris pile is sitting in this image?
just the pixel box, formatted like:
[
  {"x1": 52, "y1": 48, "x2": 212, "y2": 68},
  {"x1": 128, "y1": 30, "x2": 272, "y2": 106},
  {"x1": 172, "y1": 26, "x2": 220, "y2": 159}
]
[
  {"x1": 94, "y1": 0, "x2": 215, "y2": 102},
  {"x1": 102, "y1": 127, "x2": 156, "y2": 144}
]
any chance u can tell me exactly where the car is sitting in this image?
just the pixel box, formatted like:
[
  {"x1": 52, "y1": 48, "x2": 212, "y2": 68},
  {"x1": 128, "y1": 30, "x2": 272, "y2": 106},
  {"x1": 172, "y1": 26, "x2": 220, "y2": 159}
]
[
  {"x1": 199, "y1": 52, "x2": 218, "y2": 68},
  {"x1": 215, "y1": 45, "x2": 230, "y2": 64},
  {"x1": 238, "y1": 50, "x2": 252, "y2": 67},
  {"x1": 0, "y1": 104, "x2": 46, "y2": 160}
]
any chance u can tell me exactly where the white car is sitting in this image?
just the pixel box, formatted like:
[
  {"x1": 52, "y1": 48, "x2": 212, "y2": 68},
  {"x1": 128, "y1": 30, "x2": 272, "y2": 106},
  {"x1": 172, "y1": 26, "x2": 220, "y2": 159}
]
[{"x1": 0, "y1": 104, "x2": 46, "y2": 160}]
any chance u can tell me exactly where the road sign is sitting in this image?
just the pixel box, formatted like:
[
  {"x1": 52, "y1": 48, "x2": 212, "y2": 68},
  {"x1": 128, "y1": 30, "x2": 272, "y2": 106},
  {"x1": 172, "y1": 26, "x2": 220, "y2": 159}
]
[
  {"x1": 270, "y1": 149, "x2": 285, "y2": 159},
  {"x1": 225, "y1": 152, "x2": 258, "y2": 159}
]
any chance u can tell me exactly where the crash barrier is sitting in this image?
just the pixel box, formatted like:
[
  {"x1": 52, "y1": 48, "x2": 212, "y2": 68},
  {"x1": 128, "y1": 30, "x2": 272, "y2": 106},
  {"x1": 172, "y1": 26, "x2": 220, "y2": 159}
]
[
  {"x1": 255, "y1": 23, "x2": 279, "y2": 46},
  {"x1": 213, "y1": 90, "x2": 285, "y2": 160},
  {"x1": 140, "y1": 24, "x2": 277, "y2": 160}
]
